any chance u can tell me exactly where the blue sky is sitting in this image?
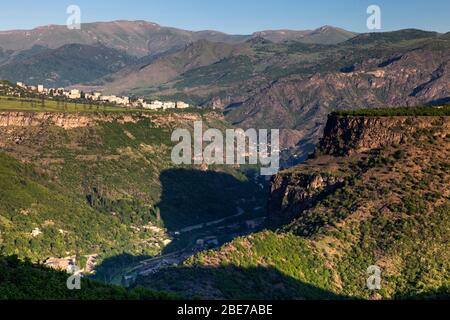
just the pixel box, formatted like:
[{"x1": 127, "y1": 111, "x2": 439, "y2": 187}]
[{"x1": 0, "y1": 0, "x2": 449, "y2": 33}]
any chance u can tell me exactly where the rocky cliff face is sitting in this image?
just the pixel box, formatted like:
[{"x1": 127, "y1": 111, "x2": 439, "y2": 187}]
[
  {"x1": 268, "y1": 171, "x2": 344, "y2": 223},
  {"x1": 0, "y1": 111, "x2": 208, "y2": 129},
  {"x1": 0, "y1": 112, "x2": 99, "y2": 129},
  {"x1": 268, "y1": 113, "x2": 450, "y2": 223},
  {"x1": 318, "y1": 114, "x2": 450, "y2": 155}
]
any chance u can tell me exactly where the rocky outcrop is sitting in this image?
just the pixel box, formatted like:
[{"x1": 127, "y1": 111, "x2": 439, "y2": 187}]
[
  {"x1": 318, "y1": 114, "x2": 450, "y2": 155},
  {"x1": 0, "y1": 112, "x2": 99, "y2": 129},
  {"x1": 268, "y1": 171, "x2": 344, "y2": 222},
  {"x1": 0, "y1": 111, "x2": 209, "y2": 129},
  {"x1": 268, "y1": 113, "x2": 450, "y2": 222}
]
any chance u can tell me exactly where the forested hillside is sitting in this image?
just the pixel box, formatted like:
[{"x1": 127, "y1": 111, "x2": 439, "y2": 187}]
[
  {"x1": 136, "y1": 108, "x2": 450, "y2": 300},
  {"x1": 0, "y1": 255, "x2": 178, "y2": 300},
  {"x1": 0, "y1": 109, "x2": 261, "y2": 270}
]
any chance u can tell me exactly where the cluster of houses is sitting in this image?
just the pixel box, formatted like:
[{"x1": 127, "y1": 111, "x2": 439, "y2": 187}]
[
  {"x1": 44, "y1": 254, "x2": 98, "y2": 274},
  {"x1": 135, "y1": 98, "x2": 190, "y2": 110},
  {"x1": 14, "y1": 82, "x2": 191, "y2": 110}
]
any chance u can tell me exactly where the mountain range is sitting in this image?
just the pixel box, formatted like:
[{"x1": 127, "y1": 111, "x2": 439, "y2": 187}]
[
  {"x1": 0, "y1": 20, "x2": 356, "y2": 57},
  {"x1": 0, "y1": 21, "x2": 449, "y2": 161},
  {"x1": 96, "y1": 28, "x2": 449, "y2": 161},
  {"x1": 0, "y1": 21, "x2": 357, "y2": 86}
]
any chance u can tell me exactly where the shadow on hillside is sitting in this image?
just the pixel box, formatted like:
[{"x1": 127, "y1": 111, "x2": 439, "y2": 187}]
[
  {"x1": 93, "y1": 168, "x2": 267, "y2": 283},
  {"x1": 156, "y1": 168, "x2": 262, "y2": 232},
  {"x1": 426, "y1": 97, "x2": 450, "y2": 106},
  {"x1": 92, "y1": 253, "x2": 150, "y2": 284},
  {"x1": 132, "y1": 264, "x2": 348, "y2": 300}
]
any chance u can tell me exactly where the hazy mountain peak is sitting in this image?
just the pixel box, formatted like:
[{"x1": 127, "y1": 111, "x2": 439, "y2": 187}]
[
  {"x1": 315, "y1": 25, "x2": 334, "y2": 31},
  {"x1": 251, "y1": 25, "x2": 356, "y2": 44}
]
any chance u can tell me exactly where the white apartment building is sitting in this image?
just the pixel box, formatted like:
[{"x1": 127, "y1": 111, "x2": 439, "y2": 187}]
[
  {"x1": 121, "y1": 96, "x2": 130, "y2": 105},
  {"x1": 68, "y1": 89, "x2": 81, "y2": 99},
  {"x1": 11, "y1": 81, "x2": 193, "y2": 111},
  {"x1": 162, "y1": 101, "x2": 176, "y2": 110},
  {"x1": 142, "y1": 102, "x2": 159, "y2": 110},
  {"x1": 151, "y1": 100, "x2": 164, "y2": 109},
  {"x1": 176, "y1": 101, "x2": 190, "y2": 109}
]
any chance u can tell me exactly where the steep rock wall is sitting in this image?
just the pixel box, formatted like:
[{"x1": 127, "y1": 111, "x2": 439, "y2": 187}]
[
  {"x1": 268, "y1": 171, "x2": 344, "y2": 223},
  {"x1": 0, "y1": 111, "x2": 209, "y2": 129},
  {"x1": 318, "y1": 114, "x2": 450, "y2": 155},
  {"x1": 268, "y1": 114, "x2": 450, "y2": 222}
]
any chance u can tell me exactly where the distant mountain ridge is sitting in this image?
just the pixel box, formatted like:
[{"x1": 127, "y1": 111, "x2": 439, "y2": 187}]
[
  {"x1": 254, "y1": 26, "x2": 357, "y2": 44},
  {"x1": 0, "y1": 20, "x2": 356, "y2": 58},
  {"x1": 0, "y1": 20, "x2": 358, "y2": 88},
  {"x1": 83, "y1": 39, "x2": 251, "y2": 94},
  {"x1": 82, "y1": 28, "x2": 449, "y2": 161},
  {"x1": 0, "y1": 43, "x2": 137, "y2": 87}
]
